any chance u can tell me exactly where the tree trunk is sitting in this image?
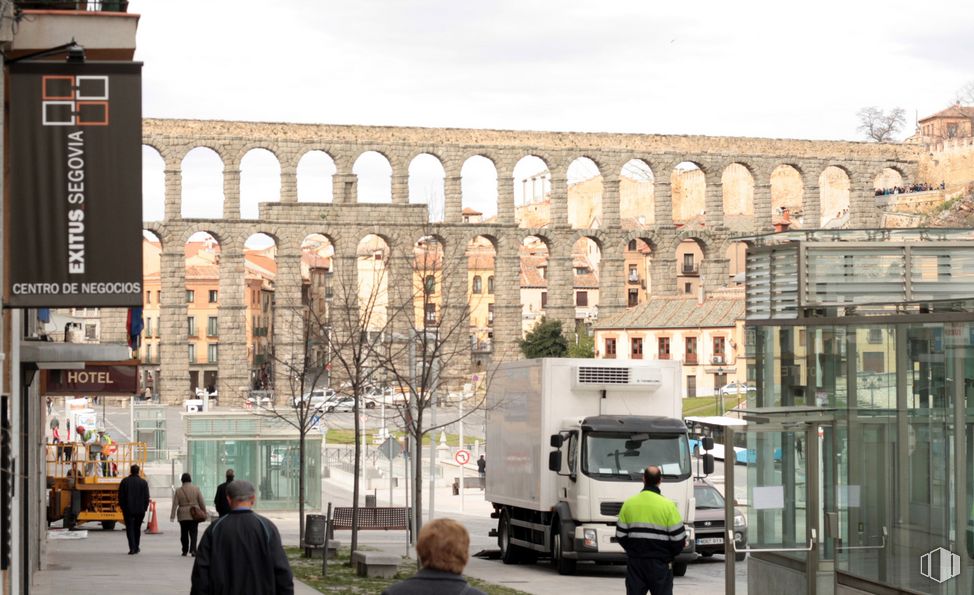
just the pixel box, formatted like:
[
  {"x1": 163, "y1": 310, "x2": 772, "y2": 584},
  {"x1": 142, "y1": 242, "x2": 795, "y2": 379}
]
[
  {"x1": 298, "y1": 431, "x2": 306, "y2": 546},
  {"x1": 413, "y1": 429, "x2": 423, "y2": 537},
  {"x1": 350, "y1": 400, "x2": 361, "y2": 556}
]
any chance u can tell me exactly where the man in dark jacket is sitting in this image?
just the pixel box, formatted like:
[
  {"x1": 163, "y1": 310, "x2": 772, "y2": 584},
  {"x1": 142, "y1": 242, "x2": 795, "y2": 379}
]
[
  {"x1": 616, "y1": 466, "x2": 686, "y2": 595},
  {"x1": 191, "y1": 479, "x2": 293, "y2": 595},
  {"x1": 117, "y1": 464, "x2": 150, "y2": 555},
  {"x1": 213, "y1": 468, "x2": 234, "y2": 517}
]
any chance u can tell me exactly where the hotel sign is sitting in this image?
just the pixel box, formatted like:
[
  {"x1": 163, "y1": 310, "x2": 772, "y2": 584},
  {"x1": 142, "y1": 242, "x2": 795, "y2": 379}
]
[
  {"x1": 42, "y1": 361, "x2": 139, "y2": 396},
  {"x1": 5, "y1": 61, "x2": 143, "y2": 308}
]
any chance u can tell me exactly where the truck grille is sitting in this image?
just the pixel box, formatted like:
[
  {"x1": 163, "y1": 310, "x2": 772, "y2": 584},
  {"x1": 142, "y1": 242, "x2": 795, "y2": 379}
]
[
  {"x1": 694, "y1": 519, "x2": 725, "y2": 529},
  {"x1": 600, "y1": 502, "x2": 623, "y2": 516},
  {"x1": 578, "y1": 367, "x2": 630, "y2": 385}
]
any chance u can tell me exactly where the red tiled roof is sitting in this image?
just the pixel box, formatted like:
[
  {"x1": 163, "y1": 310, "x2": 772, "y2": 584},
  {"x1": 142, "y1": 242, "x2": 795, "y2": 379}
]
[{"x1": 919, "y1": 104, "x2": 974, "y2": 123}]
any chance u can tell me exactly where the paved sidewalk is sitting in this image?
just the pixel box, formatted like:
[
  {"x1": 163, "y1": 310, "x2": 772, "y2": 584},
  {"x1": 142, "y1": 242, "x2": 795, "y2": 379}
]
[{"x1": 34, "y1": 500, "x2": 320, "y2": 595}]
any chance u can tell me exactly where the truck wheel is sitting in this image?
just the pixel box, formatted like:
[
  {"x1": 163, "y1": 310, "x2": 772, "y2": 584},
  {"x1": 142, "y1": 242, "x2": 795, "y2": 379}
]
[
  {"x1": 498, "y1": 510, "x2": 520, "y2": 564},
  {"x1": 551, "y1": 522, "x2": 577, "y2": 575},
  {"x1": 101, "y1": 521, "x2": 116, "y2": 531},
  {"x1": 672, "y1": 561, "x2": 688, "y2": 577}
]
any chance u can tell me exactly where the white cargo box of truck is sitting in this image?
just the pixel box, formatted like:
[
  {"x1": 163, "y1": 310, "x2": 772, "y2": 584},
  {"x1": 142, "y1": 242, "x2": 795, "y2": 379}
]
[{"x1": 486, "y1": 358, "x2": 682, "y2": 512}]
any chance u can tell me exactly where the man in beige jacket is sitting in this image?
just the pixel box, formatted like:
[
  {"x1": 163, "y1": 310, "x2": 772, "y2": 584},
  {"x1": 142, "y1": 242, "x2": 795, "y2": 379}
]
[{"x1": 171, "y1": 472, "x2": 208, "y2": 556}]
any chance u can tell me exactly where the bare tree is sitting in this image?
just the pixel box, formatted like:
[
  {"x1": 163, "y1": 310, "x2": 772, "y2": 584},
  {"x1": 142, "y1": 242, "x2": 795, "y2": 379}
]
[
  {"x1": 240, "y1": 294, "x2": 330, "y2": 548},
  {"x1": 375, "y1": 233, "x2": 498, "y2": 537},
  {"x1": 857, "y1": 106, "x2": 906, "y2": 142},
  {"x1": 955, "y1": 80, "x2": 974, "y2": 105}
]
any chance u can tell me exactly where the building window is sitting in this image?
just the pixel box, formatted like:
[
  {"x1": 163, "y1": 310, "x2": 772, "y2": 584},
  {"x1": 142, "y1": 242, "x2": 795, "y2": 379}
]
[
  {"x1": 541, "y1": 292, "x2": 548, "y2": 308},
  {"x1": 188, "y1": 344, "x2": 196, "y2": 363},
  {"x1": 605, "y1": 338, "x2": 617, "y2": 359},
  {"x1": 85, "y1": 324, "x2": 97, "y2": 340},
  {"x1": 207, "y1": 344, "x2": 218, "y2": 363},
  {"x1": 685, "y1": 336, "x2": 697, "y2": 364},
  {"x1": 683, "y1": 253, "x2": 695, "y2": 274},
  {"x1": 575, "y1": 267, "x2": 587, "y2": 276},
  {"x1": 628, "y1": 239, "x2": 637, "y2": 251},
  {"x1": 659, "y1": 337, "x2": 671, "y2": 360},
  {"x1": 146, "y1": 318, "x2": 153, "y2": 338},
  {"x1": 424, "y1": 275, "x2": 436, "y2": 294},
  {"x1": 487, "y1": 276, "x2": 494, "y2": 294},
  {"x1": 146, "y1": 290, "x2": 151, "y2": 304},
  {"x1": 867, "y1": 328, "x2": 883, "y2": 344},
  {"x1": 686, "y1": 375, "x2": 697, "y2": 398},
  {"x1": 146, "y1": 344, "x2": 153, "y2": 364},
  {"x1": 188, "y1": 316, "x2": 197, "y2": 337},
  {"x1": 628, "y1": 264, "x2": 639, "y2": 282},
  {"x1": 684, "y1": 282, "x2": 693, "y2": 294},
  {"x1": 862, "y1": 351, "x2": 885, "y2": 373},
  {"x1": 576, "y1": 291, "x2": 588, "y2": 307},
  {"x1": 628, "y1": 289, "x2": 639, "y2": 307},
  {"x1": 713, "y1": 336, "x2": 726, "y2": 363},
  {"x1": 488, "y1": 303, "x2": 494, "y2": 326},
  {"x1": 539, "y1": 266, "x2": 547, "y2": 279},
  {"x1": 208, "y1": 290, "x2": 218, "y2": 303},
  {"x1": 425, "y1": 303, "x2": 437, "y2": 326},
  {"x1": 207, "y1": 316, "x2": 219, "y2": 337},
  {"x1": 186, "y1": 290, "x2": 195, "y2": 304},
  {"x1": 631, "y1": 337, "x2": 643, "y2": 359},
  {"x1": 472, "y1": 276, "x2": 483, "y2": 294}
]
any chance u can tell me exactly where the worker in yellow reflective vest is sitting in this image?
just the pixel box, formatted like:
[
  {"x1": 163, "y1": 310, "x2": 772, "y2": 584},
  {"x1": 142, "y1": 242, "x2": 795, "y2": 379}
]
[{"x1": 616, "y1": 466, "x2": 686, "y2": 595}]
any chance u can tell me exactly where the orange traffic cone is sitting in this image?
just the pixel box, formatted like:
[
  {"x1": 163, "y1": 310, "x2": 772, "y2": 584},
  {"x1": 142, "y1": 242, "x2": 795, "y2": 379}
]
[{"x1": 145, "y1": 499, "x2": 163, "y2": 534}]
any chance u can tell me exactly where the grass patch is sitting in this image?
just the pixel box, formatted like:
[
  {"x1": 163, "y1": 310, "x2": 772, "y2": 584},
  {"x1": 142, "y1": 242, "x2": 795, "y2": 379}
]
[
  {"x1": 682, "y1": 394, "x2": 746, "y2": 418},
  {"x1": 286, "y1": 546, "x2": 529, "y2": 594},
  {"x1": 325, "y1": 430, "x2": 463, "y2": 446}
]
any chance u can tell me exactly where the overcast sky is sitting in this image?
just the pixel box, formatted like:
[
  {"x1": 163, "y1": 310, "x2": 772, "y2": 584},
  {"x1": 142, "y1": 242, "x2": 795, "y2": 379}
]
[{"x1": 130, "y1": 0, "x2": 973, "y2": 140}]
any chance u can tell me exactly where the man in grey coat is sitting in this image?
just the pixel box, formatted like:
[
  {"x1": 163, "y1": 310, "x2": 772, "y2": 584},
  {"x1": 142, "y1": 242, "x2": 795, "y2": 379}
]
[{"x1": 191, "y1": 480, "x2": 293, "y2": 595}]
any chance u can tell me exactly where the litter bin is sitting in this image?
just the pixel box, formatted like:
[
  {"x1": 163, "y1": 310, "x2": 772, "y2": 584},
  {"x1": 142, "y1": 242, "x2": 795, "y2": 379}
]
[{"x1": 304, "y1": 514, "x2": 327, "y2": 547}]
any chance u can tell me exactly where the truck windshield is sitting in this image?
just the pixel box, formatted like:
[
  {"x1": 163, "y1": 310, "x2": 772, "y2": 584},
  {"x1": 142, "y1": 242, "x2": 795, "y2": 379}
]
[{"x1": 581, "y1": 432, "x2": 691, "y2": 481}]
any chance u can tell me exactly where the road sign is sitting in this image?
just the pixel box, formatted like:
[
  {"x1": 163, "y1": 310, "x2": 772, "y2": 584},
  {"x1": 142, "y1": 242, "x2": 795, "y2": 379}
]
[
  {"x1": 454, "y1": 449, "x2": 471, "y2": 466},
  {"x1": 379, "y1": 436, "x2": 402, "y2": 460}
]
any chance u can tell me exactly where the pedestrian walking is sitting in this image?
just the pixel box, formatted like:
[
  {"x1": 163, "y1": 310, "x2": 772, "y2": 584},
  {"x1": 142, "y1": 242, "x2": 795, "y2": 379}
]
[
  {"x1": 616, "y1": 466, "x2": 686, "y2": 595},
  {"x1": 191, "y1": 480, "x2": 293, "y2": 595},
  {"x1": 477, "y1": 454, "x2": 486, "y2": 477},
  {"x1": 118, "y1": 464, "x2": 150, "y2": 555},
  {"x1": 171, "y1": 472, "x2": 208, "y2": 557},
  {"x1": 381, "y1": 518, "x2": 486, "y2": 595},
  {"x1": 213, "y1": 468, "x2": 234, "y2": 517}
]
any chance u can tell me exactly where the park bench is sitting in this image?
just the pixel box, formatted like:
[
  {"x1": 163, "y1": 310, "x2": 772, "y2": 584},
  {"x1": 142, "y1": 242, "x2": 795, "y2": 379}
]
[
  {"x1": 351, "y1": 551, "x2": 401, "y2": 578},
  {"x1": 329, "y1": 506, "x2": 412, "y2": 554}
]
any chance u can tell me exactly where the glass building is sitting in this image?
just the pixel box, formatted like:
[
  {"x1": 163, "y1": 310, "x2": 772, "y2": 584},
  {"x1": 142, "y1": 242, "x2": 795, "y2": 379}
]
[
  {"x1": 739, "y1": 229, "x2": 974, "y2": 594},
  {"x1": 185, "y1": 412, "x2": 321, "y2": 511}
]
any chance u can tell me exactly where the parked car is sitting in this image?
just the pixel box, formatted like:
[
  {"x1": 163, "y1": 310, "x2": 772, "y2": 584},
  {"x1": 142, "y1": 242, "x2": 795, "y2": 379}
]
[
  {"x1": 362, "y1": 386, "x2": 395, "y2": 409},
  {"x1": 324, "y1": 396, "x2": 355, "y2": 413},
  {"x1": 292, "y1": 388, "x2": 336, "y2": 409},
  {"x1": 693, "y1": 478, "x2": 747, "y2": 561},
  {"x1": 717, "y1": 382, "x2": 755, "y2": 396}
]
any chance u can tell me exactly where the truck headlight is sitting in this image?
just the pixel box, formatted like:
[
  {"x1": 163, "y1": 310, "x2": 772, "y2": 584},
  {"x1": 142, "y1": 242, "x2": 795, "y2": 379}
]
[
  {"x1": 734, "y1": 514, "x2": 746, "y2": 529},
  {"x1": 583, "y1": 529, "x2": 598, "y2": 549}
]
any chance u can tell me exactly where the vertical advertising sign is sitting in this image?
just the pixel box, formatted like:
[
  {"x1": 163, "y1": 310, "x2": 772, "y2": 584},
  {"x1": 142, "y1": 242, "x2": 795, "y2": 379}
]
[{"x1": 6, "y1": 61, "x2": 143, "y2": 308}]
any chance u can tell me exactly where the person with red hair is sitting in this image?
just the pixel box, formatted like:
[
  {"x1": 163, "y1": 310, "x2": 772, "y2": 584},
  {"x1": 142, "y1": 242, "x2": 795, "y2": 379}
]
[{"x1": 382, "y1": 518, "x2": 485, "y2": 595}]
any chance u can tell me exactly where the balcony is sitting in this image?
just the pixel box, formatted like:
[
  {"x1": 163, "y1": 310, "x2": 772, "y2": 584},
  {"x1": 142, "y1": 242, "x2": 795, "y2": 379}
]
[
  {"x1": 681, "y1": 264, "x2": 699, "y2": 276},
  {"x1": 12, "y1": 1, "x2": 138, "y2": 61}
]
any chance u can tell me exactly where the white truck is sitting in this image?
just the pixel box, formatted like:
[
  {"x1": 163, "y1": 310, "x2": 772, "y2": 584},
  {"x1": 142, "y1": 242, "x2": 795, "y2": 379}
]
[{"x1": 486, "y1": 358, "x2": 695, "y2": 575}]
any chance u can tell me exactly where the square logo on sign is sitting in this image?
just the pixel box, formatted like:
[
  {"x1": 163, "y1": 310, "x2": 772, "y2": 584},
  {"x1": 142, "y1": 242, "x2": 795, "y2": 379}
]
[{"x1": 41, "y1": 75, "x2": 110, "y2": 126}]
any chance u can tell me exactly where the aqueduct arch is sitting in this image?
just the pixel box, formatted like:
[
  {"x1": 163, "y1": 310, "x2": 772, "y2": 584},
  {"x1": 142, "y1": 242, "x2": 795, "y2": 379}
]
[{"x1": 134, "y1": 119, "x2": 920, "y2": 403}]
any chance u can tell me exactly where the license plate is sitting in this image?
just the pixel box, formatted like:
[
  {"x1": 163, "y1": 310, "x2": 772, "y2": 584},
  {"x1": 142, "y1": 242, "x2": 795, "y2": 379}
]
[{"x1": 696, "y1": 537, "x2": 724, "y2": 545}]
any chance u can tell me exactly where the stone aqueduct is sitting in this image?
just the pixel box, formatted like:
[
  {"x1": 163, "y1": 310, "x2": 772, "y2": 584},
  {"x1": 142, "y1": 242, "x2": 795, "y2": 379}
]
[{"x1": 124, "y1": 118, "x2": 920, "y2": 403}]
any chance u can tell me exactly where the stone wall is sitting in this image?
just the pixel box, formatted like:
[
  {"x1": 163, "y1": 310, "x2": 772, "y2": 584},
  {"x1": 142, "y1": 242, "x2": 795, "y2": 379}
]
[{"x1": 140, "y1": 118, "x2": 920, "y2": 404}]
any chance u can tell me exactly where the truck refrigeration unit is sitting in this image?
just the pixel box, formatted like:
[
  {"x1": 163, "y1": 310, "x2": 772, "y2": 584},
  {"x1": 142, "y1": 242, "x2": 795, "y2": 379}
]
[{"x1": 486, "y1": 358, "x2": 695, "y2": 575}]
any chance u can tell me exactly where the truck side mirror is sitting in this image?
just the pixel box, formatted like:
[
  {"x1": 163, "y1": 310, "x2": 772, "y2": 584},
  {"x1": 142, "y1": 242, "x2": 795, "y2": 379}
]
[
  {"x1": 550, "y1": 434, "x2": 564, "y2": 448},
  {"x1": 548, "y1": 451, "x2": 562, "y2": 472},
  {"x1": 702, "y1": 437, "x2": 714, "y2": 451},
  {"x1": 703, "y1": 453, "x2": 715, "y2": 475}
]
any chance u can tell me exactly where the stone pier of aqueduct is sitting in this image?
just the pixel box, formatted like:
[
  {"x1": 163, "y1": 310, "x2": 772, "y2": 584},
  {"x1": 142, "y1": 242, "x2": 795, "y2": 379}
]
[{"x1": 112, "y1": 118, "x2": 919, "y2": 404}]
